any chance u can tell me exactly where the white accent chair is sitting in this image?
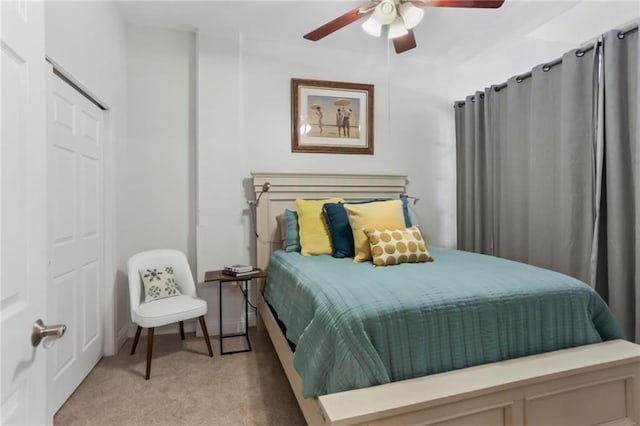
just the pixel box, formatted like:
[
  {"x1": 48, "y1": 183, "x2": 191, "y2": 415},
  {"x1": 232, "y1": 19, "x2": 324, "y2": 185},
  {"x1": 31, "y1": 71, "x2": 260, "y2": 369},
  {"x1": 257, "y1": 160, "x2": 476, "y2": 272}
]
[{"x1": 128, "y1": 249, "x2": 213, "y2": 379}]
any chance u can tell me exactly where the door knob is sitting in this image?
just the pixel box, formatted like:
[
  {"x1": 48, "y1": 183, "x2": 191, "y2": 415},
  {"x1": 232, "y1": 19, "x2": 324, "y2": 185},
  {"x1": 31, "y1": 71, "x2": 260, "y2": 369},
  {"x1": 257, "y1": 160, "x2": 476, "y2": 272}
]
[{"x1": 31, "y1": 319, "x2": 66, "y2": 347}]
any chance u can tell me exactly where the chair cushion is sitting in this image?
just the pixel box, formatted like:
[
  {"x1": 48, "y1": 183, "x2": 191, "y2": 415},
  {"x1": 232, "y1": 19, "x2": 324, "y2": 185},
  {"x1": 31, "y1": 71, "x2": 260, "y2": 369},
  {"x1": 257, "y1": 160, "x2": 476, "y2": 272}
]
[
  {"x1": 139, "y1": 266, "x2": 182, "y2": 302},
  {"x1": 133, "y1": 295, "x2": 207, "y2": 328}
]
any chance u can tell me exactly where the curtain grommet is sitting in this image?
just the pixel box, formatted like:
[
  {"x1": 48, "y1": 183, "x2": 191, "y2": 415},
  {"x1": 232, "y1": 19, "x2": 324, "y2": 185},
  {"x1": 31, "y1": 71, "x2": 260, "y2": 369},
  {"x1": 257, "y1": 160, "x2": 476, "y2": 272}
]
[
  {"x1": 617, "y1": 31, "x2": 625, "y2": 39},
  {"x1": 542, "y1": 65, "x2": 551, "y2": 72},
  {"x1": 575, "y1": 49, "x2": 585, "y2": 57}
]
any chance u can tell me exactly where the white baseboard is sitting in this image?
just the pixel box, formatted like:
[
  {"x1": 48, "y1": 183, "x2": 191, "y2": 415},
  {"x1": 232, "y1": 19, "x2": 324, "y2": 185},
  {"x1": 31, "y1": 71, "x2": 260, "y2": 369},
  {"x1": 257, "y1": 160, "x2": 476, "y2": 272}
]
[
  {"x1": 119, "y1": 317, "x2": 250, "y2": 340},
  {"x1": 116, "y1": 324, "x2": 130, "y2": 352},
  {"x1": 124, "y1": 318, "x2": 198, "y2": 339},
  {"x1": 194, "y1": 314, "x2": 255, "y2": 337}
]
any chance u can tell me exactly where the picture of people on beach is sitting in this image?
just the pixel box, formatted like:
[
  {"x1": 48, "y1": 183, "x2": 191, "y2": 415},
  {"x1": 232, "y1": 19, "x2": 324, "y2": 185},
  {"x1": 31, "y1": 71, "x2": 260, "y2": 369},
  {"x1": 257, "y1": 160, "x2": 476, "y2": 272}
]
[
  {"x1": 292, "y1": 79, "x2": 373, "y2": 154},
  {"x1": 306, "y1": 95, "x2": 360, "y2": 139}
]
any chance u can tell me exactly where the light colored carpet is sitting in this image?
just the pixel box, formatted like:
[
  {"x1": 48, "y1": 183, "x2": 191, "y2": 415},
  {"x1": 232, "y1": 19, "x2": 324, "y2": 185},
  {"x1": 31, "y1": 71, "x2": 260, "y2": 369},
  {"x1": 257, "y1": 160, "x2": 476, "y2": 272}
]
[{"x1": 54, "y1": 328, "x2": 305, "y2": 425}]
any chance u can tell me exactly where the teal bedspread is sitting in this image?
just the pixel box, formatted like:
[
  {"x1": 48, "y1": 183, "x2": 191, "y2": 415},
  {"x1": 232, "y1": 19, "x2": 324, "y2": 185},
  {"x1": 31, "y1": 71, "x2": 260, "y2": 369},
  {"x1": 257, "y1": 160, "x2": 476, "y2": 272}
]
[{"x1": 263, "y1": 247, "x2": 623, "y2": 398}]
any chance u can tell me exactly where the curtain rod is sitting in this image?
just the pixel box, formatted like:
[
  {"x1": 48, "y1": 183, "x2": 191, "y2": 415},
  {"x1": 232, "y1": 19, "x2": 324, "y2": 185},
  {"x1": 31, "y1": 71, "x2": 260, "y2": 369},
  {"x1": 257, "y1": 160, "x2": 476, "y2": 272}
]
[
  {"x1": 578, "y1": 19, "x2": 638, "y2": 51},
  {"x1": 493, "y1": 23, "x2": 638, "y2": 92},
  {"x1": 454, "y1": 22, "x2": 638, "y2": 107}
]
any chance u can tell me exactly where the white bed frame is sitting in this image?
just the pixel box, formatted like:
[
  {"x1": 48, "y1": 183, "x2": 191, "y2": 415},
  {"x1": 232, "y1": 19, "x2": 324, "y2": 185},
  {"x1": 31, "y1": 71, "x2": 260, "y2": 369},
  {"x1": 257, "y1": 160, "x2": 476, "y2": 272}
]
[{"x1": 252, "y1": 172, "x2": 640, "y2": 426}]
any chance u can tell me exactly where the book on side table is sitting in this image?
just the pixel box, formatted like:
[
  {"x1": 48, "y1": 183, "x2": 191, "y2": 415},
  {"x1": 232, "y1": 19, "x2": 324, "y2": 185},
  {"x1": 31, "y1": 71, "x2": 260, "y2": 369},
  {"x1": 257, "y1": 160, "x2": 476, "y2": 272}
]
[
  {"x1": 222, "y1": 269, "x2": 261, "y2": 278},
  {"x1": 223, "y1": 264, "x2": 253, "y2": 273}
]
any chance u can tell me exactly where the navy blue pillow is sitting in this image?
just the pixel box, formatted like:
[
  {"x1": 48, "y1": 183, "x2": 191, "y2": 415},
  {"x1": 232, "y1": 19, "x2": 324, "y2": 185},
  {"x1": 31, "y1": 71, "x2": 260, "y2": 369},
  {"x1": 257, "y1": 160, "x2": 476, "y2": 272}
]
[
  {"x1": 324, "y1": 198, "x2": 413, "y2": 258},
  {"x1": 400, "y1": 195, "x2": 413, "y2": 227},
  {"x1": 323, "y1": 200, "x2": 381, "y2": 258}
]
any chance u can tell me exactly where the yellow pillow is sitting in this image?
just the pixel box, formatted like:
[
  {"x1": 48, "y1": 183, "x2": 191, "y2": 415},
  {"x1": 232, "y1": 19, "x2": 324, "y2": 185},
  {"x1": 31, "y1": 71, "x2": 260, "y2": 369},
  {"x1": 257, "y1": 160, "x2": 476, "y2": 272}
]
[
  {"x1": 296, "y1": 197, "x2": 344, "y2": 256},
  {"x1": 344, "y1": 200, "x2": 406, "y2": 262},
  {"x1": 365, "y1": 226, "x2": 434, "y2": 266}
]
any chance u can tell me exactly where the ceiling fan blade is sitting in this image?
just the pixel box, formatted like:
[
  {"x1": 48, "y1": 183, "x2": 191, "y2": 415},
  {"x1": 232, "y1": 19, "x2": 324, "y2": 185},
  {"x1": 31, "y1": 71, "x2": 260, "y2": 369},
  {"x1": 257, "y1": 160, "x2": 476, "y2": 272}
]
[
  {"x1": 413, "y1": 0, "x2": 505, "y2": 8},
  {"x1": 393, "y1": 30, "x2": 417, "y2": 54},
  {"x1": 303, "y1": 4, "x2": 373, "y2": 41}
]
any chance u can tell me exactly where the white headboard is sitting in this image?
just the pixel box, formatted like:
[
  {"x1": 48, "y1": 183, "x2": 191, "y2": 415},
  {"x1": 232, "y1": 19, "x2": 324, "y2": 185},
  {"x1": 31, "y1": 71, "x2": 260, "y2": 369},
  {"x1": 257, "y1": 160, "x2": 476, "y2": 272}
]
[{"x1": 251, "y1": 173, "x2": 408, "y2": 272}]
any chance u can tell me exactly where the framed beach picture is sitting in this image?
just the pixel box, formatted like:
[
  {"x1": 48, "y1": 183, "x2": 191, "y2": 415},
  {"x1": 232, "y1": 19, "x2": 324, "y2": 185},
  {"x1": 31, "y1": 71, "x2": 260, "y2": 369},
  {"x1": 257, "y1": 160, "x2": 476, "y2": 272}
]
[{"x1": 291, "y1": 78, "x2": 374, "y2": 154}]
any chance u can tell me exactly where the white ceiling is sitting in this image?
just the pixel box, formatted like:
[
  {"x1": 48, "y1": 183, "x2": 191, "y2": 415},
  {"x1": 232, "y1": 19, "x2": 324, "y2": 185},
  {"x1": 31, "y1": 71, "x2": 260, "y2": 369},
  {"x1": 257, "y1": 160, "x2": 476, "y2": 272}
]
[{"x1": 116, "y1": 1, "x2": 639, "y2": 64}]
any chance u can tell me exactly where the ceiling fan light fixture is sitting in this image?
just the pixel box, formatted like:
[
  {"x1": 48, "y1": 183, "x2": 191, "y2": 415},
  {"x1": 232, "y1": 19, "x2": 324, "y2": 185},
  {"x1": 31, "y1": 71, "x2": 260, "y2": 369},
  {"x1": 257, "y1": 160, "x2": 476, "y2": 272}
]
[
  {"x1": 361, "y1": 15, "x2": 383, "y2": 37},
  {"x1": 373, "y1": 0, "x2": 397, "y2": 25},
  {"x1": 387, "y1": 16, "x2": 408, "y2": 39},
  {"x1": 398, "y1": 2, "x2": 424, "y2": 29}
]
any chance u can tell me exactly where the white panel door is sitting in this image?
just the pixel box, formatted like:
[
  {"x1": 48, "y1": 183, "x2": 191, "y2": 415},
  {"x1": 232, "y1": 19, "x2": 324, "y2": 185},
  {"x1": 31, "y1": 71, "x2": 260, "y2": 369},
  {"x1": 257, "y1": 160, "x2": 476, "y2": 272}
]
[
  {"x1": 47, "y1": 73, "x2": 103, "y2": 414},
  {"x1": 0, "y1": 1, "x2": 49, "y2": 425}
]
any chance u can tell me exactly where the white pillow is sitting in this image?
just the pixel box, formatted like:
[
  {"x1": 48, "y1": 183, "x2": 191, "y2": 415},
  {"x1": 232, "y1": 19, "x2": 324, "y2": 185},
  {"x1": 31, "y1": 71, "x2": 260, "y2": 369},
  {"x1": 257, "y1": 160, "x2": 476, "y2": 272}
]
[{"x1": 139, "y1": 266, "x2": 181, "y2": 302}]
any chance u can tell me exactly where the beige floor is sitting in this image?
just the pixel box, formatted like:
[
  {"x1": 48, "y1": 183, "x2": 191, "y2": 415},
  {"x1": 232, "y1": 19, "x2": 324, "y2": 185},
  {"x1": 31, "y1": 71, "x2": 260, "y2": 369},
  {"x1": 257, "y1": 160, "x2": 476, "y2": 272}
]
[{"x1": 54, "y1": 328, "x2": 305, "y2": 425}]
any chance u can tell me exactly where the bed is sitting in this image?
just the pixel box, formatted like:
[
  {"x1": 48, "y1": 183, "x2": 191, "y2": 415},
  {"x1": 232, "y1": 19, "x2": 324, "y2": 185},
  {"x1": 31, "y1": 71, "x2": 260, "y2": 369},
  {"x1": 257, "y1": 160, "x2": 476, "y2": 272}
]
[{"x1": 252, "y1": 172, "x2": 640, "y2": 426}]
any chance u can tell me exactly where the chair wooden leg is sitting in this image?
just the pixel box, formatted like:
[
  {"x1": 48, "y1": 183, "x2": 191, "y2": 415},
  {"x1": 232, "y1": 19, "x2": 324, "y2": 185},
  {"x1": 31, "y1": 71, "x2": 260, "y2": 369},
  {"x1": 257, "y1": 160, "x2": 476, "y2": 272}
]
[
  {"x1": 179, "y1": 321, "x2": 184, "y2": 340},
  {"x1": 131, "y1": 326, "x2": 142, "y2": 355},
  {"x1": 198, "y1": 316, "x2": 214, "y2": 357},
  {"x1": 145, "y1": 327, "x2": 154, "y2": 380}
]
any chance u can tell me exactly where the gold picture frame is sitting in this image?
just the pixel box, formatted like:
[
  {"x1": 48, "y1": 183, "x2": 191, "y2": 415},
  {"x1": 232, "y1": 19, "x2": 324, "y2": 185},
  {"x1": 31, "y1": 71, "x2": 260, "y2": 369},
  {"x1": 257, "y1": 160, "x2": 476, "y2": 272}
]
[{"x1": 291, "y1": 78, "x2": 374, "y2": 154}]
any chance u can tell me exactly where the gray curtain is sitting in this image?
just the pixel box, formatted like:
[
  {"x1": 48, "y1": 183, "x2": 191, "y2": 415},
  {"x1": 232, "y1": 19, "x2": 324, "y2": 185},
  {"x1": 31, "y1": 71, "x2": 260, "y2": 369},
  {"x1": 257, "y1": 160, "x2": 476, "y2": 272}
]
[
  {"x1": 595, "y1": 28, "x2": 639, "y2": 342},
  {"x1": 456, "y1": 47, "x2": 598, "y2": 284},
  {"x1": 455, "y1": 92, "x2": 493, "y2": 255},
  {"x1": 455, "y1": 25, "x2": 639, "y2": 342}
]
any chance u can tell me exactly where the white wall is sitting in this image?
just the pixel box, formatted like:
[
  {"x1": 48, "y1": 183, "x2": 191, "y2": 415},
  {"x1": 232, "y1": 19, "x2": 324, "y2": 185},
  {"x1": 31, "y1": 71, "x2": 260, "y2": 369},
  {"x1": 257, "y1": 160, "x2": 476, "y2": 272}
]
[
  {"x1": 44, "y1": 1, "x2": 639, "y2": 351},
  {"x1": 45, "y1": 0, "x2": 127, "y2": 356},
  {"x1": 195, "y1": 33, "x2": 457, "y2": 334},
  {"x1": 195, "y1": 34, "x2": 251, "y2": 335},
  {"x1": 121, "y1": 26, "x2": 197, "y2": 335},
  {"x1": 451, "y1": 2, "x2": 640, "y2": 99},
  {"x1": 193, "y1": 3, "x2": 640, "y2": 335}
]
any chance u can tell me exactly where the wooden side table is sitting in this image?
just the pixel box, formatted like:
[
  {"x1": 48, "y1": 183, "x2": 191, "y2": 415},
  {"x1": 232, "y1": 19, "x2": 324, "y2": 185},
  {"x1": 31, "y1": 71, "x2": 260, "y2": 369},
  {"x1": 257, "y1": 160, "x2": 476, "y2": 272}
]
[{"x1": 204, "y1": 269, "x2": 266, "y2": 355}]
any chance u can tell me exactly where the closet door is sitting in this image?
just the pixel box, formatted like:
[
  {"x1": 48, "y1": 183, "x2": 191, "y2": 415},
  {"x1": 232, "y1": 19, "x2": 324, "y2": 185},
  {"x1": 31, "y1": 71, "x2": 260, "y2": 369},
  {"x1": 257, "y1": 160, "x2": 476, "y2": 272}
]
[{"x1": 47, "y1": 71, "x2": 104, "y2": 414}]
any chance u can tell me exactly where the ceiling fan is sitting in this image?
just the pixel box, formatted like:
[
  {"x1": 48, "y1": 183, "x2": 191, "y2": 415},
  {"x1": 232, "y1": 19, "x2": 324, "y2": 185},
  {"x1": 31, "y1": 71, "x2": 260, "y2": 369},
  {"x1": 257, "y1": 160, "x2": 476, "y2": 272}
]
[{"x1": 303, "y1": 0, "x2": 505, "y2": 54}]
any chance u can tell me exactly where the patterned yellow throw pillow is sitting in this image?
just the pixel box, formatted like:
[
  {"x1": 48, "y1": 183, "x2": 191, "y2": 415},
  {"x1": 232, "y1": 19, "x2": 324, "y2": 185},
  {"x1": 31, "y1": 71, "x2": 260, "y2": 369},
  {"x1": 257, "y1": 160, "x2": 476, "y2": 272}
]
[{"x1": 365, "y1": 226, "x2": 434, "y2": 266}]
